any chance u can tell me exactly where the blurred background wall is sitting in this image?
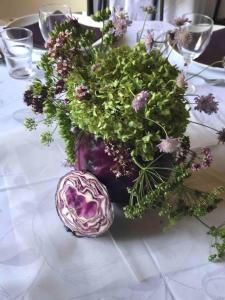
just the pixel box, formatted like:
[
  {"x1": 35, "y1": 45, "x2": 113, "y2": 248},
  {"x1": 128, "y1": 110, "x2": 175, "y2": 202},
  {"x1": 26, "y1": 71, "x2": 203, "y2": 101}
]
[
  {"x1": 0, "y1": 0, "x2": 225, "y2": 24},
  {"x1": 0, "y1": 0, "x2": 86, "y2": 22}
]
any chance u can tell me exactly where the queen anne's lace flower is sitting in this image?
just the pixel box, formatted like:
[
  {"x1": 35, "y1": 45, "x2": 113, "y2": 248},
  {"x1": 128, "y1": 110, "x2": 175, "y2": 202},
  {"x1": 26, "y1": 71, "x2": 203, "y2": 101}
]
[
  {"x1": 157, "y1": 137, "x2": 179, "y2": 153},
  {"x1": 132, "y1": 91, "x2": 149, "y2": 112},
  {"x1": 194, "y1": 94, "x2": 218, "y2": 115}
]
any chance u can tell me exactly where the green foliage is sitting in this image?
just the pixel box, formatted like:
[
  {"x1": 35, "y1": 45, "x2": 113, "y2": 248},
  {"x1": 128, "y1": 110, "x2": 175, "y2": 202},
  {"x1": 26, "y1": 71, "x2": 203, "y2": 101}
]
[
  {"x1": 67, "y1": 43, "x2": 189, "y2": 161},
  {"x1": 40, "y1": 131, "x2": 54, "y2": 146},
  {"x1": 23, "y1": 15, "x2": 225, "y2": 260},
  {"x1": 208, "y1": 226, "x2": 225, "y2": 261}
]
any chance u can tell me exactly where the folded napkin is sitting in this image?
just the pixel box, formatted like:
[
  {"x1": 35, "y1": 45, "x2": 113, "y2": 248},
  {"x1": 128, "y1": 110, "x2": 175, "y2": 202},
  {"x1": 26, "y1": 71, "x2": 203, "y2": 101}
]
[
  {"x1": 195, "y1": 28, "x2": 225, "y2": 68},
  {"x1": 25, "y1": 22, "x2": 102, "y2": 49}
]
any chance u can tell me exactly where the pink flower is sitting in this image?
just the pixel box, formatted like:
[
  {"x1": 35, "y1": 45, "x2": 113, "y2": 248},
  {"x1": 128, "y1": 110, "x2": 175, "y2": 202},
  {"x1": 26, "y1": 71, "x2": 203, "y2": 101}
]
[
  {"x1": 176, "y1": 72, "x2": 186, "y2": 88},
  {"x1": 109, "y1": 8, "x2": 132, "y2": 37},
  {"x1": 132, "y1": 91, "x2": 149, "y2": 112},
  {"x1": 157, "y1": 137, "x2": 179, "y2": 153},
  {"x1": 144, "y1": 30, "x2": 153, "y2": 54},
  {"x1": 174, "y1": 28, "x2": 192, "y2": 47}
]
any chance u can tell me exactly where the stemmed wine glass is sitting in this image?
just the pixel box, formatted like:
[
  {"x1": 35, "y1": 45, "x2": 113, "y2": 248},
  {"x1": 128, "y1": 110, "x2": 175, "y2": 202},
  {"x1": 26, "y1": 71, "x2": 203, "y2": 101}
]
[
  {"x1": 39, "y1": 4, "x2": 72, "y2": 42},
  {"x1": 176, "y1": 13, "x2": 213, "y2": 92}
]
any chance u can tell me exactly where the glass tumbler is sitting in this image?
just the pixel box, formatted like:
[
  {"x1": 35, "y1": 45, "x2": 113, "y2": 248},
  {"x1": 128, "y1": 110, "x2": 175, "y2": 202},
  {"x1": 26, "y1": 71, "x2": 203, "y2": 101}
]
[{"x1": 0, "y1": 27, "x2": 33, "y2": 79}]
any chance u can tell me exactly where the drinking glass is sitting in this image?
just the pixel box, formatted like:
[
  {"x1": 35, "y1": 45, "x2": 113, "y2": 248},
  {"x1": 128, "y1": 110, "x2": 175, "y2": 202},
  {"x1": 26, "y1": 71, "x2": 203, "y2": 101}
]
[
  {"x1": 0, "y1": 27, "x2": 33, "y2": 79},
  {"x1": 176, "y1": 13, "x2": 213, "y2": 92},
  {"x1": 39, "y1": 4, "x2": 72, "y2": 42}
]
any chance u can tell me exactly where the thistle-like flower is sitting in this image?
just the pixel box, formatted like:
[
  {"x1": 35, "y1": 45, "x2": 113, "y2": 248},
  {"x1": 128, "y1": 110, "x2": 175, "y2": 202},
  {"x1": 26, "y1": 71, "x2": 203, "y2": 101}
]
[
  {"x1": 108, "y1": 8, "x2": 132, "y2": 37},
  {"x1": 132, "y1": 91, "x2": 149, "y2": 112},
  {"x1": 174, "y1": 28, "x2": 192, "y2": 47},
  {"x1": 157, "y1": 137, "x2": 179, "y2": 153},
  {"x1": 176, "y1": 72, "x2": 187, "y2": 88},
  {"x1": 74, "y1": 85, "x2": 89, "y2": 100},
  {"x1": 174, "y1": 17, "x2": 190, "y2": 27},
  {"x1": 144, "y1": 30, "x2": 153, "y2": 54},
  {"x1": 217, "y1": 128, "x2": 225, "y2": 144},
  {"x1": 194, "y1": 94, "x2": 218, "y2": 115},
  {"x1": 141, "y1": 5, "x2": 156, "y2": 14}
]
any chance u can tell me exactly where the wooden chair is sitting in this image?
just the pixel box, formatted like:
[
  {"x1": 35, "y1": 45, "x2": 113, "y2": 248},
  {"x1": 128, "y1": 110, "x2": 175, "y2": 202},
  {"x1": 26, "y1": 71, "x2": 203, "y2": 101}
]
[{"x1": 213, "y1": 0, "x2": 225, "y2": 25}]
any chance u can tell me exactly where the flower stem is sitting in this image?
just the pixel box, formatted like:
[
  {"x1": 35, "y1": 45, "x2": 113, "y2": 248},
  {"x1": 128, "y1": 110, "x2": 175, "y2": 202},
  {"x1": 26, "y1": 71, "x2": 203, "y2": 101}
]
[
  {"x1": 145, "y1": 117, "x2": 168, "y2": 137},
  {"x1": 186, "y1": 60, "x2": 223, "y2": 81},
  {"x1": 189, "y1": 120, "x2": 218, "y2": 132},
  {"x1": 138, "y1": 12, "x2": 148, "y2": 41},
  {"x1": 132, "y1": 156, "x2": 146, "y2": 170}
]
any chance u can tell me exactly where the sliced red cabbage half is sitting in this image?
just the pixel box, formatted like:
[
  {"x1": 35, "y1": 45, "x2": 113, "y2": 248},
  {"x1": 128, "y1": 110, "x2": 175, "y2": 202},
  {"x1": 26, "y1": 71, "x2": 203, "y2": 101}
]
[{"x1": 56, "y1": 170, "x2": 114, "y2": 237}]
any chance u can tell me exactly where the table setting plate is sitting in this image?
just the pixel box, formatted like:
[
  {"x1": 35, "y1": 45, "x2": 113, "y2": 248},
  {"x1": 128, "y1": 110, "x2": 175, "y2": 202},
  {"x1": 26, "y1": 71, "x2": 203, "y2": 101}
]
[{"x1": 6, "y1": 13, "x2": 102, "y2": 49}]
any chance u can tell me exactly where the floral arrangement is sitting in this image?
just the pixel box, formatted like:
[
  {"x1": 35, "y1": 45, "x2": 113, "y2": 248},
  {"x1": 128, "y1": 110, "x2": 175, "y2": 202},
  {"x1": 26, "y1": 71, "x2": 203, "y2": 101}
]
[{"x1": 24, "y1": 6, "x2": 225, "y2": 261}]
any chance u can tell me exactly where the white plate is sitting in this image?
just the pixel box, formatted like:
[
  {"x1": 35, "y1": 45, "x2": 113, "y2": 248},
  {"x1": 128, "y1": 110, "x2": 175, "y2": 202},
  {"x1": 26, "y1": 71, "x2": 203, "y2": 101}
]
[{"x1": 6, "y1": 13, "x2": 102, "y2": 48}]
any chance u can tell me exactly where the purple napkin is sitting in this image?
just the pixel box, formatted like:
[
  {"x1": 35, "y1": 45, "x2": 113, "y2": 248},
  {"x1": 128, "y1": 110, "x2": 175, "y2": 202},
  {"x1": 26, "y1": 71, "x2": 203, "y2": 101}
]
[
  {"x1": 24, "y1": 22, "x2": 102, "y2": 49},
  {"x1": 195, "y1": 28, "x2": 225, "y2": 68}
]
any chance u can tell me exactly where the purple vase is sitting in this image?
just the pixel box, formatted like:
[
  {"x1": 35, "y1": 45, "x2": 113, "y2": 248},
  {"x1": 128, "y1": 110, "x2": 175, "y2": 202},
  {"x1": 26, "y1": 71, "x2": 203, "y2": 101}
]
[{"x1": 74, "y1": 134, "x2": 137, "y2": 203}]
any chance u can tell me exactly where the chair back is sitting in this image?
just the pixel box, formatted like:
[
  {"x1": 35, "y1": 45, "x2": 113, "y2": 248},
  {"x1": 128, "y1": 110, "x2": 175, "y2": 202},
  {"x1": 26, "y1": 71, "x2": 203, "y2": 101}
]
[{"x1": 87, "y1": 0, "x2": 109, "y2": 15}]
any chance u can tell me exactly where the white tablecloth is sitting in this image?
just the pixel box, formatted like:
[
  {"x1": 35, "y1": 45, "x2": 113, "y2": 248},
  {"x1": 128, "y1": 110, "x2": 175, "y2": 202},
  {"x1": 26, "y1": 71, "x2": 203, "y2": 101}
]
[{"x1": 1, "y1": 22, "x2": 225, "y2": 300}]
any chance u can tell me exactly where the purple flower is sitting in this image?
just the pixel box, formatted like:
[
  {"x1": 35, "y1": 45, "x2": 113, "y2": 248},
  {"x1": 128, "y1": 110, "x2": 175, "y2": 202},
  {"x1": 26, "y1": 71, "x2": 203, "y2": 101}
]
[
  {"x1": 217, "y1": 128, "x2": 225, "y2": 144},
  {"x1": 176, "y1": 72, "x2": 186, "y2": 88},
  {"x1": 201, "y1": 147, "x2": 213, "y2": 168},
  {"x1": 74, "y1": 85, "x2": 89, "y2": 100},
  {"x1": 192, "y1": 163, "x2": 202, "y2": 171},
  {"x1": 174, "y1": 17, "x2": 190, "y2": 27},
  {"x1": 192, "y1": 147, "x2": 213, "y2": 171},
  {"x1": 157, "y1": 137, "x2": 179, "y2": 153},
  {"x1": 144, "y1": 30, "x2": 153, "y2": 54},
  {"x1": 132, "y1": 91, "x2": 149, "y2": 112},
  {"x1": 194, "y1": 93, "x2": 218, "y2": 115},
  {"x1": 55, "y1": 79, "x2": 65, "y2": 94},
  {"x1": 108, "y1": 8, "x2": 132, "y2": 37}
]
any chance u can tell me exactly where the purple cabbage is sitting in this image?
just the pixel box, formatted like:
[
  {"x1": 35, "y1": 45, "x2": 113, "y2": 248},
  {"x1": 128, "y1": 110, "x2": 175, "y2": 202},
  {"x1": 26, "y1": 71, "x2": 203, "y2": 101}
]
[{"x1": 56, "y1": 170, "x2": 114, "y2": 237}]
